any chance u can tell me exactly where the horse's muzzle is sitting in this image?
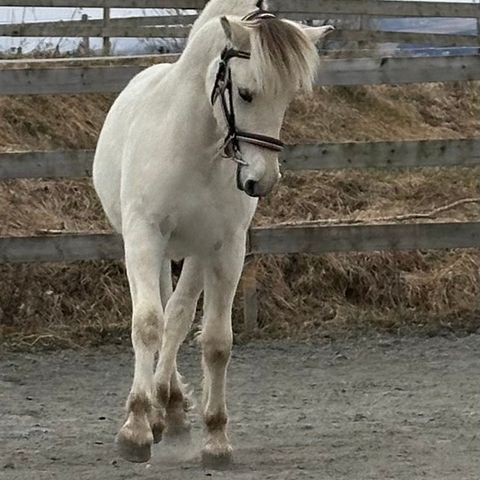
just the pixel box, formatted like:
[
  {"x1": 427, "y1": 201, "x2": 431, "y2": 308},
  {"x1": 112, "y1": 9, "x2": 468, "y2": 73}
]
[{"x1": 236, "y1": 165, "x2": 265, "y2": 198}]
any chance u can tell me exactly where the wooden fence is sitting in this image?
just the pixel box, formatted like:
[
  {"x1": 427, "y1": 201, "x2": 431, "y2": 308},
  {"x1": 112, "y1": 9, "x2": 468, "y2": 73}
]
[
  {"x1": 0, "y1": 0, "x2": 479, "y2": 54},
  {"x1": 0, "y1": 0, "x2": 479, "y2": 332},
  {"x1": 1, "y1": 139, "x2": 480, "y2": 180},
  {"x1": 1, "y1": 134, "x2": 480, "y2": 330},
  {"x1": 1, "y1": 54, "x2": 480, "y2": 95}
]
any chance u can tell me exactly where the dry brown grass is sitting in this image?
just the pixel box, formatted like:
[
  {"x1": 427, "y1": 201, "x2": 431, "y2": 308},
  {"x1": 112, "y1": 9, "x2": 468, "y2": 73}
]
[
  {"x1": 0, "y1": 94, "x2": 113, "y2": 151},
  {"x1": 283, "y1": 82, "x2": 480, "y2": 143},
  {"x1": 0, "y1": 82, "x2": 479, "y2": 347}
]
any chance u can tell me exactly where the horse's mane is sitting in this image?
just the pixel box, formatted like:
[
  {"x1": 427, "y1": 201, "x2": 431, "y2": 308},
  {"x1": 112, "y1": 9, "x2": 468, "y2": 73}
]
[
  {"x1": 247, "y1": 17, "x2": 318, "y2": 93},
  {"x1": 189, "y1": 0, "x2": 261, "y2": 40},
  {"x1": 188, "y1": 1, "x2": 317, "y2": 93}
]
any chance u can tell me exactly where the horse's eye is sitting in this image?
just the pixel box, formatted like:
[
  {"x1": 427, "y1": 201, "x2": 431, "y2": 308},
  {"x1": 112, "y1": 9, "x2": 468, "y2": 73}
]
[{"x1": 238, "y1": 88, "x2": 253, "y2": 103}]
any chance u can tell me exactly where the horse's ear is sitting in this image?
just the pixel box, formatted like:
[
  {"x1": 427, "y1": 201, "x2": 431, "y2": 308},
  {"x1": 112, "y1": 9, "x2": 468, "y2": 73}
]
[
  {"x1": 220, "y1": 16, "x2": 250, "y2": 50},
  {"x1": 302, "y1": 25, "x2": 335, "y2": 44}
]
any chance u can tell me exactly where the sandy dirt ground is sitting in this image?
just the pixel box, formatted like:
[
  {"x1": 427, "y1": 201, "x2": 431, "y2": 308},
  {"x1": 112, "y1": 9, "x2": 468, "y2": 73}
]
[{"x1": 1, "y1": 335, "x2": 479, "y2": 480}]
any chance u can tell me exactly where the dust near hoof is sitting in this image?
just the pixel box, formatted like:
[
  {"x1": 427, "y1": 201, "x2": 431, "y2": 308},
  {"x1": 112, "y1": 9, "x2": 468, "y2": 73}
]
[
  {"x1": 115, "y1": 433, "x2": 152, "y2": 463},
  {"x1": 201, "y1": 448, "x2": 233, "y2": 469},
  {"x1": 163, "y1": 424, "x2": 192, "y2": 446},
  {"x1": 164, "y1": 430, "x2": 192, "y2": 447}
]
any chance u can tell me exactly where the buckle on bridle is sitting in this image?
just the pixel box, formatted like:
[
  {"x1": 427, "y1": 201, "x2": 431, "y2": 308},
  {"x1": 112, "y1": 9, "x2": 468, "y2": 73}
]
[
  {"x1": 210, "y1": 61, "x2": 228, "y2": 105},
  {"x1": 219, "y1": 134, "x2": 249, "y2": 166}
]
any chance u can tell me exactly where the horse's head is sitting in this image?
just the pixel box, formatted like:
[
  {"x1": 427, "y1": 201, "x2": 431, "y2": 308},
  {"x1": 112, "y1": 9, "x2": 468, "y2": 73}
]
[{"x1": 206, "y1": 12, "x2": 333, "y2": 197}]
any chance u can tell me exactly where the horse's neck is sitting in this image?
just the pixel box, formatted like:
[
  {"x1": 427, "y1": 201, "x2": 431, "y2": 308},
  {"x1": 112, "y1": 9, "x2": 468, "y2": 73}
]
[
  {"x1": 189, "y1": 0, "x2": 259, "y2": 40},
  {"x1": 165, "y1": 26, "x2": 224, "y2": 164}
]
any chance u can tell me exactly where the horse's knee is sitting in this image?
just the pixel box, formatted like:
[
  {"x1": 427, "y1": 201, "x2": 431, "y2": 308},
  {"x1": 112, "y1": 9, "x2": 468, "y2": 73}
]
[
  {"x1": 156, "y1": 381, "x2": 170, "y2": 407},
  {"x1": 167, "y1": 386, "x2": 184, "y2": 409},
  {"x1": 201, "y1": 332, "x2": 232, "y2": 367},
  {"x1": 205, "y1": 411, "x2": 228, "y2": 433},
  {"x1": 127, "y1": 392, "x2": 152, "y2": 416},
  {"x1": 132, "y1": 307, "x2": 163, "y2": 348}
]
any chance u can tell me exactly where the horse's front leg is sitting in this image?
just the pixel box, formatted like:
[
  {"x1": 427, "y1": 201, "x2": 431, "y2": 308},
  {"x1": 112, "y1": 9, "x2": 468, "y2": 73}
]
[
  {"x1": 116, "y1": 223, "x2": 166, "y2": 463},
  {"x1": 200, "y1": 234, "x2": 246, "y2": 467}
]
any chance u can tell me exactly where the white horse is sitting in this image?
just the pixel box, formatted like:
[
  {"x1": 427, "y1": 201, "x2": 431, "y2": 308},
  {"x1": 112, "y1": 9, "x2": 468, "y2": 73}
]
[{"x1": 93, "y1": 0, "x2": 333, "y2": 467}]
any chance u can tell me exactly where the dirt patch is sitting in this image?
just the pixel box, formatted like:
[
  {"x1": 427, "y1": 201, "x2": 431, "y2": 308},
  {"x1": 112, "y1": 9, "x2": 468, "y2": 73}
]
[{"x1": 1, "y1": 335, "x2": 479, "y2": 479}]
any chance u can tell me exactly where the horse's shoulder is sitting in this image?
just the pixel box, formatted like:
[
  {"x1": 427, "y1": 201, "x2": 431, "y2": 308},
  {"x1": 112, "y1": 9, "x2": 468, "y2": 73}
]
[{"x1": 128, "y1": 62, "x2": 174, "y2": 90}]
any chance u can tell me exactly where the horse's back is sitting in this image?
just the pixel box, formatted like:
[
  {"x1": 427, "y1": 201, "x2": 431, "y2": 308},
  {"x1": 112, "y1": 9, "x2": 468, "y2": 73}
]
[{"x1": 92, "y1": 63, "x2": 173, "y2": 232}]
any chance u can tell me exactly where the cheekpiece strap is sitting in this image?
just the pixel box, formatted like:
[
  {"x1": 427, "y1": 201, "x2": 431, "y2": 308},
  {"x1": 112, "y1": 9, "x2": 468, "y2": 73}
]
[
  {"x1": 210, "y1": 10, "x2": 284, "y2": 161},
  {"x1": 210, "y1": 47, "x2": 251, "y2": 105}
]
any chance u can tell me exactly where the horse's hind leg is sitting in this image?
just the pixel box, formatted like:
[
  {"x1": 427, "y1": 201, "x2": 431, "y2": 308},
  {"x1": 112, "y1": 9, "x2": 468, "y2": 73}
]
[
  {"x1": 154, "y1": 257, "x2": 203, "y2": 439},
  {"x1": 200, "y1": 235, "x2": 245, "y2": 467},
  {"x1": 163, "y1": 362, "x2": 193, "y2": 441},
  {"x1": 150, "y1": 259, "x2": 197, "y2": 443},
  {"x1": 116, "y1": 224, "x2": 166, "y2": 463}
]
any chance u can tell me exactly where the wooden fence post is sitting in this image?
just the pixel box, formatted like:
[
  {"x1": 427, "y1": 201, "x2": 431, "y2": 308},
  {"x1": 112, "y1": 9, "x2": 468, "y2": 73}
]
[
  {"x1": 80, "y1": 14, "x2": 90, "y2": 55},
  {"x1": 358, "y1": 14, "x2": 369, "y2": 51},
  {"x1": 242, "y1": 255, "x2": 259, "y2": 335},
  {"x1": 103, "y1": 7, "x2": 111, "y2": 55},
  {"x1": 477, "y1": 3, "x2": 480, "y2": 55}
]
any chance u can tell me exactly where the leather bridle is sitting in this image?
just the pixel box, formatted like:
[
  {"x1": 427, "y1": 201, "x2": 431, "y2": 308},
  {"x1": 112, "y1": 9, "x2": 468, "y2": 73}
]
[{"x1": 210, "y1": 8, "x2": 285, "y2": 171}]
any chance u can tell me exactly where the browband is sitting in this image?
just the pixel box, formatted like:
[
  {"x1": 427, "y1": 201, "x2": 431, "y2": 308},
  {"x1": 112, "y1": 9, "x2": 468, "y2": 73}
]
[{"x1": 242, "y1": 10, "x2": 276, "y2": 21}]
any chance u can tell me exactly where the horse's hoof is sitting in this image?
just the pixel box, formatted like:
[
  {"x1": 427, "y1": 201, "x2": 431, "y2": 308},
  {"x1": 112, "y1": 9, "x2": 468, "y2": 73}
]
[
  {"x1": 151, "y1": 423, "x2": 163, "y2": 444},
  {"x1": 116, "y1": 431, "x2": 152, "y2": 463},
  {"x1": 201, "y1": 447, "x2": 233, "y2": 469},
  {"x1": 150, "y1": 408, "x2": 166, "y2": 444}
]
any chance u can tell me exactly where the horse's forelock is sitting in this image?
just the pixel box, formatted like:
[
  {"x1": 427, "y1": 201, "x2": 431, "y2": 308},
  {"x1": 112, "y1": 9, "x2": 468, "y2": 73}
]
[{"x1": 247, "y1": 17, "x2": 318, "y2": 93}]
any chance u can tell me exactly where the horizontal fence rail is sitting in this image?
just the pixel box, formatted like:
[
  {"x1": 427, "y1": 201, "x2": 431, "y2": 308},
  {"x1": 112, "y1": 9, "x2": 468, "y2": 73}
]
[
  {"x1": 0, "y1": 14, "x2": 197, "y2": 34},
  {"x1": 1, "y1": 22, "x2": 478, "y2": 47},
  {"x1": 0, "y1": 14, "x2": 197, "y2": 35},
  {"x1": 0, "y1": 150, "x2": 93, "y2": 178},
  {"x1": 2, "y1": 222, "x2": 480, "y2": 264},
  {"x1": 1, "y1": 139, "x2": 479, "y2": 180},
  {"x1": 0, "y1": 1, "x2": 478, "y2": 18},
  {"x1": 0, "y1": 233, "x2": 124, "y2": 263},
  {"x1": 0, "y1": 53, "x2": 178, "y2": 66},
  {"x1": 273, "y1": 1, "x2": 480, "y2": 18},
  {"x1": 250, "y1": 222, "x2": 480, "y2": 255},
  {"x1": 0, "y1": 1, "x2": 207, "y2": 7},
  {"x1": 316, "y1": 55, "x2": 480, "y2": 86},
  {"x1": 1, "y1": 55, "x2": 479, "y2": 95},
  {"x1": 282, "y1": 138, "x2": 480, "y2": 171},
  {"x1": 332, "y1": 30, "x2": 479, "y2": 47},
  {"x1": 0, "y1": 22, "x2": 192, "y2": 38}
]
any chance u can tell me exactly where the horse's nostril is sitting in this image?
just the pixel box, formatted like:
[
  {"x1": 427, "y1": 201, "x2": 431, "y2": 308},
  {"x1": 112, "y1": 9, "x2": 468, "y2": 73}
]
[{"x1": 244, "y1": 179, "x2": 257, "y2": 196}]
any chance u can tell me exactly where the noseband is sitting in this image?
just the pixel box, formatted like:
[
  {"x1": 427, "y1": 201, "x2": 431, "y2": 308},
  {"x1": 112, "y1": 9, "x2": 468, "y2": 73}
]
[{"x1": 210, "y1": 9, "x2": 285, "y2": 167}]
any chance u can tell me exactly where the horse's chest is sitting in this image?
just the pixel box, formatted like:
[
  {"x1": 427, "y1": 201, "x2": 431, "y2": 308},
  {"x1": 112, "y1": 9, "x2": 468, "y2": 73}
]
[{"x1": 164, "y1": 195, "x2": 254, "y2": 260}]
